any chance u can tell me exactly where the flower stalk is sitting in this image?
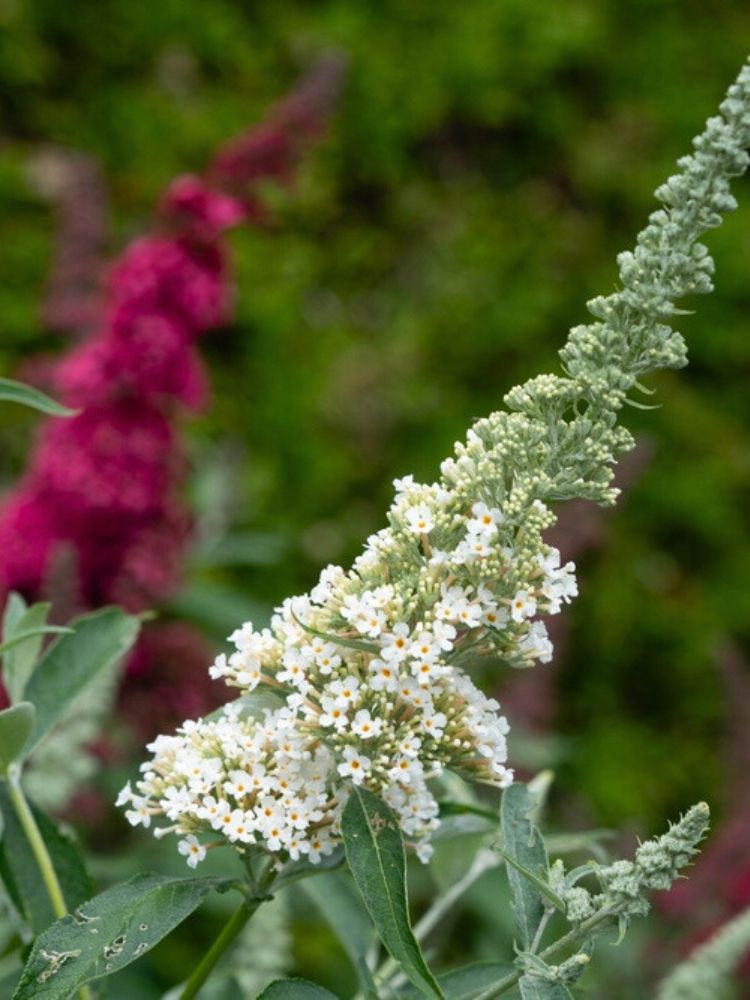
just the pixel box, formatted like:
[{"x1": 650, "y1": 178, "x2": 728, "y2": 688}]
[{"x1": 6, "y1": 764, "x2": 92, "y2": 1000}]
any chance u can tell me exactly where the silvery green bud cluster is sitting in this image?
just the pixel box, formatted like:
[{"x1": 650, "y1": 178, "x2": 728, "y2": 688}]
[
  {"x1": 552, "y1": 803, "x2": 710, "y2": 925},
  {"x1": 597, "y1": 802, "x2": 710, "y2": 916},
  {"x1": 121, "y1": 60, "x2": 750, "y2": 873}
]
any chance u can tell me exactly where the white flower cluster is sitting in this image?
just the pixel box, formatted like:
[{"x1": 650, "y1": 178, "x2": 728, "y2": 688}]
[{"x1": 121, "y1": 485, "x2": 575, "y2": 870}]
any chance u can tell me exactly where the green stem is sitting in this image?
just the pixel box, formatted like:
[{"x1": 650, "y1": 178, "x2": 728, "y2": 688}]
[
  {"x1": 468, "y1": 907, "x2": 616, "y2": 1000},
  {"x1": 7, "y1": 765, "x2": 92, "y2": 1000},
  {"x1": 178, "y1": 864, "x2": 276, "y2": 1000}
]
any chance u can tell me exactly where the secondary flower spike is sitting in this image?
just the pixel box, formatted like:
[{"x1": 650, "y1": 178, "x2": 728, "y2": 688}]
[{"x1": 122, "y1": 61, "x2": 750, "y2": 868}]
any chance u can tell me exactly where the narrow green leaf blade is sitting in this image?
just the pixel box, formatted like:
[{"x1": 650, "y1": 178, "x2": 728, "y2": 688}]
[
  {"x1": 0, "y1": 704, "x2": 35, "y2": 774},
  {"x1": 499, "y1": 852, "x2": 565, "y2": 913},
  {"x1": 12, "y1": 872, "x2": 234, "y2": 999},
  {"x1": 0, "y1": 782, "x2": 92, "y2": 934},
  {"x1": 343, "y1": 786, "x2": 443, "y2": 999},
  {"x1": 23, "y1": 607, "x2": 140, "y2": 754},
  {"x1": 2, "y1": 599, "x2": 57, "y2": 702},
  {"x1": 0, "y1": 377, "x2": 78, "y2": 417},
  {"x1": 2, "y1": 593, "x2": 27, "y2": 641},
  {"x1": 258, "y1": 979, "x2": 338, "y2": 999},
  {"x1": 499, "y1": 784, "x2": 549, "y2": 950}
]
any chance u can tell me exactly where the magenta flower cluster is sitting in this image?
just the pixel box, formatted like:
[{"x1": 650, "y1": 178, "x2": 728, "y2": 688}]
[{"x1": 0, "y1": 60, "x2": 343, "y2": 726}]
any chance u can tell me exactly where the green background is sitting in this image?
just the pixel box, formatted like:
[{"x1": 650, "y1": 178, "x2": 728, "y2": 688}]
[{"x1": 1, "y1": 1, "x2": 749, "y2": 995}]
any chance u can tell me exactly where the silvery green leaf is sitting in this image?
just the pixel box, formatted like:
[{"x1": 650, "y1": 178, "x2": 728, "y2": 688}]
[
  {"x1": 343, "y1": 786, "x2": 443, "y2": 998},
  {"x1": 0, "y1": 704, "x2": 35, "y2": 775},
  {"x1": 499, "y1": 852, "x2": 565, "y2": 914},
  {"x1": 12, "y1": 873, "x2": 235, "y2": 999},
  {"x1": 499, "y1": 784, "x2": 551, "y2": 950},
  {"x1": 23, "y1": 608, "x2": 140, "y2": 755},
  {"x1": 1, "y1": 597, "x2": 72, "y2": 704},
  {"x1": 518, "y1": 973, "x2": 574, "y2": 999}
]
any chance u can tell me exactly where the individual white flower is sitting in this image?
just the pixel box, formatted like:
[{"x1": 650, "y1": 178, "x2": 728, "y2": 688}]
[
  {"x1": 519, "y1": 620, "x2": 554, "y2": 663},
  {"x1": 208, "y1": 653, "x2": 230, "y2": 680},
  {"x1": 350, "y1": 709, "x2": 384, "y2": 739},
  {"x1": 467, "y1": 501, "x2": 504, "y2": 536},
  {"x1": 178, "y1": 835, "x2": 207, "y2": 868},
  {"x1": 368, "y1": 658, "x2": 399, "y2": 692},
  {"x1": 455, "y1": 533, "x2": 492, "y2": 562},
  {"x1": 404, "y1": 504, "x2": 435, "y2": 535},
  {"x1": 393, "y1": 474, "x2": 416, "y2": 495},
  {"x1": 115, "y1": 782, "x2": 134, "y2": 807},
  {"x1": 421, "y1": 711, "x2": 447, "y2": 739},
  {"x1": 318, "y1": 697, "x2": 349, "y2": 730},
  {"x1": 409, "y1": 630, "x2": 441, "y2": 663},
  {"x1": 328, "y1": 676, "x2": 361, "y2": 707},
  {"x1": 337, "y1": 747, "x2": 372, "y2": 785},
  {"x1": 415, "y1": 840, "x2": 435, "y2": 864},
  {"x1": 431, "y1": 621, "x2": 457, "y2": 651},
  {"x1": 410, "y1": 657, "x2": 445, "y2": 684},
  {"x1": 125, "y1": 798, "x2": 152, "y2": 828},
  {"x1": 380, "y1": 623, "x2": 411, "y2": 663},
  {"x1": 303, "y1": 640, "x2": 342, "y2": 674},
  {"x1": 510, "y1": 589, "x2": 537, "y2": 622}
]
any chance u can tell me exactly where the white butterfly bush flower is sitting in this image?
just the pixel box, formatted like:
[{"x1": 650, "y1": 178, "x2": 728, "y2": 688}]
[{"x1": 121, "y1": 59, "x2": 750, "y2": 871}]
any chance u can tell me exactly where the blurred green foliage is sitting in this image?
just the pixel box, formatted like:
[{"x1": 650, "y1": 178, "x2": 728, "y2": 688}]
[{"x1": 1, "y1": 1, "x2": 750, "y2": 994}]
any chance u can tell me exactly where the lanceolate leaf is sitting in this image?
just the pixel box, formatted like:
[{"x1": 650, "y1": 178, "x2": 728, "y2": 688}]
[
  {"x1": 23, "y1": 607, "x2": 140, "y2": 754},
  {"x1": 0, "y1": 377, "x2": 78, "y2": 417},
  {"x1": 0, "y1": 704, "x2": 35, "y2": 775},
  {"x1": 499, "y1": 852, "x2": 566, "y2": 914},
  {"x1": 258, "y1": 979, "x2": 338, "y2": 999},
  {"x1": 1, "y1": 596, "x2": 56, "y2": 704},
  {"x1": 12, "y1": 872, "x2": 235, "y2": 999},
  {"x1": 499, "y1": 784, "x2": 550, "y2": 951},
  {"x1": 342, "y1": 786, "x2": 443, "y2": 999},
  {"x1": 0, "y1": 783, "x2": 92, "y2": 934}
]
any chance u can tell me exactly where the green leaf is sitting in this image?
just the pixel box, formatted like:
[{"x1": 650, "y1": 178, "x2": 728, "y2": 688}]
[
  {"x1": 499, "y1": 853, "x2": 565, "y2": 914},
  {"x1": 499, "y1": 784, "x2": 550, "y2": 950},
  {"x1": 302, "y1": 871, "x2": 375, "y2": 989},
  {"x1": 258, "y1": 979, "x2": 338, "y2": 999},
  {"x1": 292, "y1": 611, "x2": 380, "y2": 655},
  {"x1": 1, "y1": 598, "x2": 71, "y2": 703},
  {"x1": 0, "y1": 705, "x2": 35, "y2": 775},
  {"x1": 23, "y1": 607, "x2": 140, "y2": 754},
  {"x1": 397, "y1": 962, "x2": 514, "y2": 998},
  {"x1": 342, "y1": 786, "x2": 443, "y2": 999},
  {"x1": 12, "y1": 872, "x2": 234, "y2": 999},
  {"x1": 0, "y1": 377, "x2": 78, "y2": 417},
  {"x1": 2, "y1": 593, "x2": 27, "y2": 643},
  {"x1": 0, "y1": 782, "x2": 92, "y2": 934},
  {"x1": 0, "y1": 627, "x2": 74, "y2": 659},
  {"x1": 518, "y1": 974, "x2": 574, "y2": 999}
]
